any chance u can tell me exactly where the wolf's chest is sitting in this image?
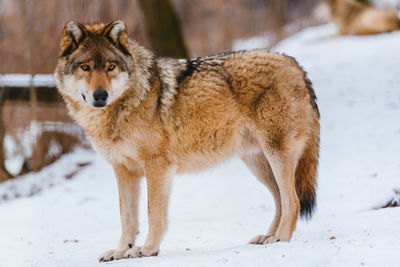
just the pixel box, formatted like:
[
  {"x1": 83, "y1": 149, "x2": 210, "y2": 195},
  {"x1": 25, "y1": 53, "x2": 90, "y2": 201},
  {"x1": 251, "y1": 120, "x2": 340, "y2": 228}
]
[{"x1": 89, "y1": 136, "x2": 138, "y2": 166}]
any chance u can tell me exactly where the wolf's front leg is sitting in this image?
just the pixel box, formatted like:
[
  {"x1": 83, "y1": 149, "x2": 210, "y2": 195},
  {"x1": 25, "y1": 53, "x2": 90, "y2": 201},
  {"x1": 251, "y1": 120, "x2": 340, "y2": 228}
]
[
  {"x1": 99, "y1": 163, "x2": 144, "y2": 262},
  {"x1": 124, "y1": 161, "x2": 173, "y2": 258}
]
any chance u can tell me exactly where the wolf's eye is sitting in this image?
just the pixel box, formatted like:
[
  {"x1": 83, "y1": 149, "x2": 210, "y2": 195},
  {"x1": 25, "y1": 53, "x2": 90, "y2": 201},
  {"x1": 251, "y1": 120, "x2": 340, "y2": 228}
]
[
  {"x1": 81, "y1": 65, "x2": 90, "y2": 72},
  {"x1": 107, "y1": 64, "x2": 116, "y2": 72}
]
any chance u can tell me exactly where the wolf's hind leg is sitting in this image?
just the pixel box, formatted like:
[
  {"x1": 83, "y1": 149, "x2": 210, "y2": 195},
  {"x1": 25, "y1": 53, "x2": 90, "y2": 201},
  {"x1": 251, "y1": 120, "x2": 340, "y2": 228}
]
[
  {"x1": 240, "y1": 152, "x2": 282, "y2": 244},
  {"x1": 99, "y1": 163, "x2": 143, "y2": 262},
  {"x1": 261, "y1": 149, "x2": 301, "y2": 244}
]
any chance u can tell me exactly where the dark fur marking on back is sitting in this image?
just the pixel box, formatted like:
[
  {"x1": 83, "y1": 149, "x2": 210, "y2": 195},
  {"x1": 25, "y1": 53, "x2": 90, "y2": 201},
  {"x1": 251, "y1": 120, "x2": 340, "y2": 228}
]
[
  {"x1": 200, "y1": 50, "x2": 246, "y2": 60},
  {"x1": 177, "y1": 60, "x2": 196, "y2": 85},
  {"x1": 176, "y1": 51, "x2": 247, "y2": 85}
]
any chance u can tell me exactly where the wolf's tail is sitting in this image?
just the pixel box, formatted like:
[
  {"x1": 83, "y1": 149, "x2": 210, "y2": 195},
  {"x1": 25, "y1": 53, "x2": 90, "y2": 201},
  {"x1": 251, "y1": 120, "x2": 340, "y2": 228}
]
[
  {"x1": 295, "y1": 81, "x2": 320, "y2": 220},
  {"x1": 295, "y1": 120, "x2": 319, "y2": 219}
]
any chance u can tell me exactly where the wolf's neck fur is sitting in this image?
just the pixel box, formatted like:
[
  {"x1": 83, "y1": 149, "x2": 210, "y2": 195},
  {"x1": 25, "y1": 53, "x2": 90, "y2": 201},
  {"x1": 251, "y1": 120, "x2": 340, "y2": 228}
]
[{"x1": 154, "y1": 57, "x2": 188, "y2": 116}]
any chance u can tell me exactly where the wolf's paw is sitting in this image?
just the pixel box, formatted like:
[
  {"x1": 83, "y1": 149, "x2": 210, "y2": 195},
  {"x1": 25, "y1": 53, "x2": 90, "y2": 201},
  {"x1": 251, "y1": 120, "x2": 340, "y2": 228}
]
[
  {"x1": 124, "y1": 246, "x2": 159, "y2": 258},
  {"x1": 98, "y1": 249, "x2": 126, "y2": 262},
  {"x1": 248, "y1": 234, "x2": 281, "y2": 245}
]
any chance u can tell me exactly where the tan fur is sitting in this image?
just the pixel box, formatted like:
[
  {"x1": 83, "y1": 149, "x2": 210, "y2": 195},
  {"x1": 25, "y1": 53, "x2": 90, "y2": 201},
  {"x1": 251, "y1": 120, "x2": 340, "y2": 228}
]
[
  {"x1": 328, "y1": 0, "x2": 400, "y2": 35},
  {"x1": 55, "y1": 21, "x2": 320, "y2": 261}
]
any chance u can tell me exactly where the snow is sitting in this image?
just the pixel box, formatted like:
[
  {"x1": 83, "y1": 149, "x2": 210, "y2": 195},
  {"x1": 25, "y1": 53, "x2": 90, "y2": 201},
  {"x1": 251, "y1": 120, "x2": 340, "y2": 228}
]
[
  {"x1": 1, "y1": 24, "x2": 400, "y2": 266},
  {"x1": 0, "y1": 148, "x2": 93, "y2": 203},
  {"x1": 372, "y1": 0, "x2": 400, "y2": 8},
  {"x1": 0, "y1": 74, "x2": 55, "y2": 87},
  {"x1": 3, "y1": 121, "x2": 84, "y2": 176},
  {"x1": 233, "y1": 35, "x2": 271, "y2": 51}
]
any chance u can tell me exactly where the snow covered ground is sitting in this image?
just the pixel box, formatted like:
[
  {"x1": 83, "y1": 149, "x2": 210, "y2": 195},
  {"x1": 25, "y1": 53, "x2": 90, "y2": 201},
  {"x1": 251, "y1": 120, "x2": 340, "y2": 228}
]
[{"x1": 1, "y1": 24, "x2": 400, "y2": 267}]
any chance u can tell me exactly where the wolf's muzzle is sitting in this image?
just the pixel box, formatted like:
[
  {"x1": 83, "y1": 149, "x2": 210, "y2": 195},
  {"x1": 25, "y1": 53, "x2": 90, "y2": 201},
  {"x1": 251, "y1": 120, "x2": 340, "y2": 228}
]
[{"x1": 93, "y1": 89, "x2": 108, "y2": 108}]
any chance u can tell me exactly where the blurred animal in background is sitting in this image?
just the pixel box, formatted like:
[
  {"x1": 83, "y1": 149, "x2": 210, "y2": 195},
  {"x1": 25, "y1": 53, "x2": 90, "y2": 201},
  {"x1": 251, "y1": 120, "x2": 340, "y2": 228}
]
[
  {"x1": 328, "y1": 0, "x2": 400, "y2": 35},
  {"x1": 55, "y1": 20, "x2": 320, "y2": 262}
]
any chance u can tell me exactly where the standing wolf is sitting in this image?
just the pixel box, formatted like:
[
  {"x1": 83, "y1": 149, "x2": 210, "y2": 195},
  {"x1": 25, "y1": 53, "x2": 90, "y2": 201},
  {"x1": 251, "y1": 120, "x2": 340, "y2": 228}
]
[{"x1": 55, "y1": 21, "x2": 320, "y2": 261}]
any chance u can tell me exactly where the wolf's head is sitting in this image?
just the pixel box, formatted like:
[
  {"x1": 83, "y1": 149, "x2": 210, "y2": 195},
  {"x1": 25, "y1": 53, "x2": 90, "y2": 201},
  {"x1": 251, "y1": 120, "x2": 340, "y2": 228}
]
[{"x1": 55, "y1": 21, "x2": 152, "y2": 109}]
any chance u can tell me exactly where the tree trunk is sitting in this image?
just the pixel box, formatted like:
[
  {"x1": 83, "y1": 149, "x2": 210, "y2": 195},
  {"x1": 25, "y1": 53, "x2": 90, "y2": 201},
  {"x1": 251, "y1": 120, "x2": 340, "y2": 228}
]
[{"x1": 138, "y1": 0, "x2": 189, "y2": 58}]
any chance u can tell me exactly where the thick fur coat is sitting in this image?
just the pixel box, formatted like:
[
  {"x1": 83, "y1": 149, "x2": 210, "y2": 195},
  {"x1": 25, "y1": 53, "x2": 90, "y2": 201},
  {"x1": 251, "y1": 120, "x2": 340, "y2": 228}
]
[{"x1": 55, "y1": 21, "x2": 320, "y2": 261}]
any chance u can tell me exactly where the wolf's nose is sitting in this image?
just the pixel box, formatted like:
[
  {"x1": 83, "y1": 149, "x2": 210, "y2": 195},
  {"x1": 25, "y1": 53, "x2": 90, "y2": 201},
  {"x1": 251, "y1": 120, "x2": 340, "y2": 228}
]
[{"x1": 93, "y1": 89, "x2": 108, "y2": 102}]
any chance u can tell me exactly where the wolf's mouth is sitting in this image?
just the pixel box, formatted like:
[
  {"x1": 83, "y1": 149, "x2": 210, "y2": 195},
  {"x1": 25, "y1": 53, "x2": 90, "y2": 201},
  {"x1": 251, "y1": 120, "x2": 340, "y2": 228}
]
[{"x1": 93, "y1": 102, "x2": 107, "y2": 108}]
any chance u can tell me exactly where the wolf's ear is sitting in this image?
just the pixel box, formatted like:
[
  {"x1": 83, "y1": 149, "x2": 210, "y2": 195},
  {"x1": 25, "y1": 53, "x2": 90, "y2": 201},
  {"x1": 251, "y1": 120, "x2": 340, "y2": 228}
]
[
  {"x1": 60, "y1": 21, "x2": 87, "y2": 57},
  {"x1": 104, "y1": 21, "x2": 130, "y2": 54}
]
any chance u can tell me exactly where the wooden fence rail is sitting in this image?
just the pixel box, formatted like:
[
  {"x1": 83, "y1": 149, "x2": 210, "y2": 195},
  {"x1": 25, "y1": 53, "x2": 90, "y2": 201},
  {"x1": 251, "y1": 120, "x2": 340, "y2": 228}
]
[{"x1": 0, "y1": 74, "x2": 61, "y2": 102}]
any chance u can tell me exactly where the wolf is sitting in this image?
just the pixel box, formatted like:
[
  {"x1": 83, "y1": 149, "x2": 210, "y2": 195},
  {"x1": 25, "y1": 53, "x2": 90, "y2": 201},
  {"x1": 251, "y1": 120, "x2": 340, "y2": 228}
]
[
  {"x1": 328, "y1": 0, "x2": 400, "y2": 35},
  {"x1": 55, "y1": 21, "x2": 320, "y2": 262}
]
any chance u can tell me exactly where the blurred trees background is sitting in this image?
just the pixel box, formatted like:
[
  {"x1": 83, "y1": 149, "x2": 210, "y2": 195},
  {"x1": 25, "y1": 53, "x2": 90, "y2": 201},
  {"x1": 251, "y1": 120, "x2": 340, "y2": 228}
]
[
  {"x1": 0, "y1": 0, "x2": 322, "y2": 180},
  {"x1": 0, "y1": 0, "x2": 321, "y2": 74},
  {"x1": 138, "y1": 0, "x2": 189, "y2": 58}
]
